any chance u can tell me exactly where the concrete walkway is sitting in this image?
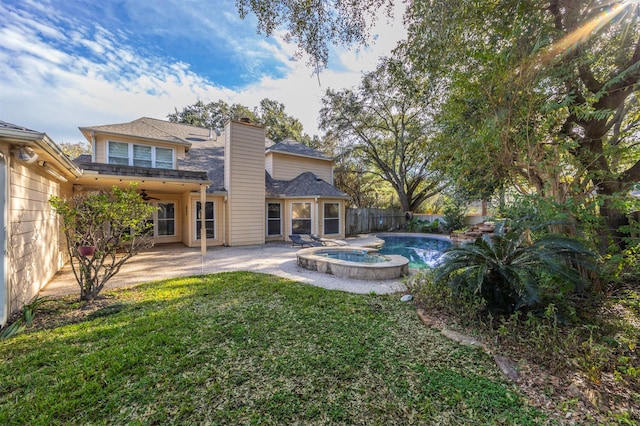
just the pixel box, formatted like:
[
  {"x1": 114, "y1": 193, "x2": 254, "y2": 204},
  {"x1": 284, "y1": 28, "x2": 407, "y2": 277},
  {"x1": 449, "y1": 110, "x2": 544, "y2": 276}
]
[{"x1": 40, "y1": 235, "x2": 408, "y2": 298}]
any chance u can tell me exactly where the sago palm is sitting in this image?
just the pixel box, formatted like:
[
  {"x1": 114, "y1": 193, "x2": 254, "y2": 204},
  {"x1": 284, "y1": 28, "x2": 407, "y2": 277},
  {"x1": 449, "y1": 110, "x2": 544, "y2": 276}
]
[{"x1": 434, "y1": 221, "x2": 596, "y2": 314}]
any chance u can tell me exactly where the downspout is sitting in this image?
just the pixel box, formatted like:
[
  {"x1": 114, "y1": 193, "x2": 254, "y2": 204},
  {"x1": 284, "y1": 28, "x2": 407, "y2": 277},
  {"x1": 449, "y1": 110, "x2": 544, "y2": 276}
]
[
  {"x1": 90, "y1": 131, "x2": 96, "y2": 162},
  {"x1": 223, "y1": 196, "x2": 227, "y2": 246},
  {"x1": 200, "y1": 185, "x2": 207, "y2": 256},
  {"x1": 314, "y1": 196, "x2": 319, "y2": 236},
  {"x1": 0, "y1": 153, "x2": 6, "y2": 327}
]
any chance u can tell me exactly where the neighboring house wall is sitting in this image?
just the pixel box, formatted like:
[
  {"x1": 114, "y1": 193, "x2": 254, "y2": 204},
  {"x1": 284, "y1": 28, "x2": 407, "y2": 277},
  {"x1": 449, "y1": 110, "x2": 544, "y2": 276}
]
[
  {"x1": 224, "y1": 120, "x2": 266, "y2": 246},
  {"x1": 4, "y1": 148, "x2": 71, "y2": 320},
  {"x1": 266, "y1": 152, "x2": 333, "y2": 184}
]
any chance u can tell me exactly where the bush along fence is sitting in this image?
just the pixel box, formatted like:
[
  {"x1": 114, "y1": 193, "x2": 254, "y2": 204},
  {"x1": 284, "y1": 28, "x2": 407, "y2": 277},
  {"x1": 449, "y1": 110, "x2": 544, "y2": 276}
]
[{"x1": 346, "y1": 208, "x2": 405, "y2": 236}]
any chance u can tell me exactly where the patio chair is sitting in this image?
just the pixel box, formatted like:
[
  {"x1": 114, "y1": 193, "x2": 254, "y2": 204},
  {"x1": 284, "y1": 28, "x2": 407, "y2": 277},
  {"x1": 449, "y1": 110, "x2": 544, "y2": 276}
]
[
  {"x1": 309, "y1": 233, "x2": 349, "y2": 246},
  {"x1": 289, "y1": 234, "x2": 322, "y2": 248}
]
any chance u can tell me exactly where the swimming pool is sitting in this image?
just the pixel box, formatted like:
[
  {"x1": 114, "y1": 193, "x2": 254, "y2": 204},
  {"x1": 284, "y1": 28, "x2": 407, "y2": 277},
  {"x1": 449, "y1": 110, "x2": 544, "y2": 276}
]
[
  {"x1": 296, "y1": 246, "x2": 409, "y2": 279},
  {"x1": 377, "y1": 234, "x2": 452, "y2": 268},
  {"x1": 317, "y1": 249, "x2": 389, "y2": 263}
]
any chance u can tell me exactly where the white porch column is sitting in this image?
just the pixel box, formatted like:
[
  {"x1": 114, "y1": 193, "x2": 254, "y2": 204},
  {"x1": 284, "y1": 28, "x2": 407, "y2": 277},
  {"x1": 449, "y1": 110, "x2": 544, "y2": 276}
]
[{"x1": 200, "y1": 185, "x2": 207, "y2": 256}]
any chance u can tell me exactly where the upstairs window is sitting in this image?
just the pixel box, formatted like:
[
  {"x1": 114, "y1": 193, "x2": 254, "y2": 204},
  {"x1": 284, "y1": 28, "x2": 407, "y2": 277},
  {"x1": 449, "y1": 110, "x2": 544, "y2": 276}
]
[
  {"x1": 108, "y1": 141, "x2": 174, "y2": 169},
  {"x1": 133, "y1": 145, "x2": 152, "y2": 167},
  {"x1": 108, "y1": 142, "x2": 129, "y2": 165},
  {"x1": 155, "y1": 147, "x2": 173, "y2": 169}
]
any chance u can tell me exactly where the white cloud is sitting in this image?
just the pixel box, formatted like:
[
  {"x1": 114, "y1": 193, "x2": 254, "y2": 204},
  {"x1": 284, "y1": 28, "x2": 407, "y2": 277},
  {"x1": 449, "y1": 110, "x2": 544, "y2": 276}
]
[{"x1": 0, "y1": 0, "x2": 407, "y2": 143}]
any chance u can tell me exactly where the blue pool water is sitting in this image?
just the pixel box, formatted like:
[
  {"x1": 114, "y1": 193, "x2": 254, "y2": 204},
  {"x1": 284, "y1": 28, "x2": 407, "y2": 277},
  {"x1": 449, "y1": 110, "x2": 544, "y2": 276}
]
[
  {"x1": 377, "y1": 234, "x2": 452, "y2": 268},
  {"x1": 318, "y1": 249, "x2": 388, "y2": 263}
]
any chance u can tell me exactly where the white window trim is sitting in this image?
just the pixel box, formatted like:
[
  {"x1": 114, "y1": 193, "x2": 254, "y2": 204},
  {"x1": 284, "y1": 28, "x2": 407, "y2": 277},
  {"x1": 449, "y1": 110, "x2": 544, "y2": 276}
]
[
  {"x1": 154, "y1": 202, "x2": 177, "y2": 238},
  {"x1": 323, "y1": 202, "x2": 341, "y2": 236},
  {"x1": 290, "y1": 201, "x2": 312, "y2": 235},
  {"x1": 194, "y1": 200, "x2": 215, "y2": 241},
  {"x1": 107, "y1": 140, "x2": 174, "y2": 169},
  {"x1": 266, "y1": 202, "x2": 282, "y2": 236},
  {"x1": 142, "y1": 201, "x2": 177, "y2": 238}
]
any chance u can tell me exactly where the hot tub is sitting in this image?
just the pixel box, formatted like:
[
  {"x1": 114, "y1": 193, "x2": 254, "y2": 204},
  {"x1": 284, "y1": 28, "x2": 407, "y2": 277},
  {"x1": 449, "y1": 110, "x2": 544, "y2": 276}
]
[{"x1": 296, "y1": 246, "x2": 409, "y2": 280}]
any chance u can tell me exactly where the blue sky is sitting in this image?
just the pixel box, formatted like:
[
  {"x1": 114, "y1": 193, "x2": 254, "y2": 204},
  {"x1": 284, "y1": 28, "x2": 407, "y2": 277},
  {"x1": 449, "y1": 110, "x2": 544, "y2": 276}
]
[{"x1": 0, "y1": 0, "x2": 406, "y2": 143}]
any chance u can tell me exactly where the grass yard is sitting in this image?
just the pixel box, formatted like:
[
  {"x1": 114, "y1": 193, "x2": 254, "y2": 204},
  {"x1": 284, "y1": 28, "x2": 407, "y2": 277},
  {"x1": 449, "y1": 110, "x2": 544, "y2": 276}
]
[{"x1": 0, "y1": 272, "x2": 546, "y2": 425}]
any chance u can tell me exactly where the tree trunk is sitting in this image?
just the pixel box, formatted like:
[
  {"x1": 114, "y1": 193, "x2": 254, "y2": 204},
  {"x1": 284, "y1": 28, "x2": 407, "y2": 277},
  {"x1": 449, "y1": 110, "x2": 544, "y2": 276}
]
[{"x1": 598, "y1": 198, "x2": 630, "y2": 253}]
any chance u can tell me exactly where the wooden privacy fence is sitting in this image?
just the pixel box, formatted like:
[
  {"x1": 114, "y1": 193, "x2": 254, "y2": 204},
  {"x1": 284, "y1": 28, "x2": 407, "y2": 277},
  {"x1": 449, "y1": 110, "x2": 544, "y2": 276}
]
[{"x1": 346, "y1": 208, "x2": 404, "y2": 236}]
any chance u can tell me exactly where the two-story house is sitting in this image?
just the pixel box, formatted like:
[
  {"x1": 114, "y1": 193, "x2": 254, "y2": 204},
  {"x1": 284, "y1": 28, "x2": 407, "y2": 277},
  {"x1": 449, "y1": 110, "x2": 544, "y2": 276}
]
[
  {"x1": 0, "y1": 117, "x2": 348, "y2": 326},
  {"x1": 74, "y1": 117, "x2": 349, "y2": 249}
]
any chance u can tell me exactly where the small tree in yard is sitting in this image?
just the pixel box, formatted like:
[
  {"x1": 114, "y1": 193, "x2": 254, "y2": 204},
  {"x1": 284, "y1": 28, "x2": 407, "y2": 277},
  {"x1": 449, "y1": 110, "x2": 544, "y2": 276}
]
[{"x1": 50, "y1": 185, "x2": 155, "y2": 300}]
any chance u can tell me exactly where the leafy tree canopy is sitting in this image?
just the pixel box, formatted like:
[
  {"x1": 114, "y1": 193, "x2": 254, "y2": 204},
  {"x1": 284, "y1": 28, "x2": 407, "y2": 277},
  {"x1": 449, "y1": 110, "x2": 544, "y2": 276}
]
[
  {"x1": 168, "y1": 98, "x2": 306, "y2": 143},
  {"x1": 402, "y1": 0, "x2": 640, "y2": 249},
  {"x1": 235, "y1": 0, "x2": 394, "y2": 70},
  {"x1": 320, "y1": 55, "x2": 444, "y2": 213},
  {"x1": 58, "y1": 142, "x2": 91, "y2": 160}
]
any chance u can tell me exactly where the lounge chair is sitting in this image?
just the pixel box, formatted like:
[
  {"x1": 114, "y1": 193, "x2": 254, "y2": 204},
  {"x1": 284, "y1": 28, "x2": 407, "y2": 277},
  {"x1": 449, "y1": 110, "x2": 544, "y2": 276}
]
[
  {"x1": 289, "y1": 234, "x2": 322, "y2": 247},
  {"x1": 309, "y1": 233, "x2": 349, "y2": 246}
]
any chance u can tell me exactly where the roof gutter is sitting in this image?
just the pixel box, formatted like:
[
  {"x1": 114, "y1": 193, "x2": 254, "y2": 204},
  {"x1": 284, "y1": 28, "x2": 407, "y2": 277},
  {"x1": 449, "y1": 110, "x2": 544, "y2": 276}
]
[
  {"x1": 265, "y1": 149, "x2": 334, "y2": 162},
  {"x1": 79, "y1": 172, "x2": 211, "y2": 187},
  {"x1": 273, "y1": 194, "x2": 350, "y2": 200},
  {"x1": 0, "y1": 128, "x2": 83, "y2": 179}
]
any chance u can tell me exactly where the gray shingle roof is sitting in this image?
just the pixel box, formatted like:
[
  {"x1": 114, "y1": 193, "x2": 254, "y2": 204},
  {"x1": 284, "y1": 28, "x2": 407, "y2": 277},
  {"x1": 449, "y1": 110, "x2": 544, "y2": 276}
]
[
  {"x1": 177, "y1": 136, "x2": 226, "y2": 192},
  {"x1": 77, "y1": 118, "x2": 342, "y2": 197},
  {"x1": 0, "y1": 120, "x2": 40, "y2": 133},
  {"x1": 266, "y1": 172, "x2": 348, "y2": 198},
  {"x1": 266, "y1": 139, "x2": 332, "y2": 160},
  {"x1": 79, "y1": 117, "x2": 211, "y2": 147}
]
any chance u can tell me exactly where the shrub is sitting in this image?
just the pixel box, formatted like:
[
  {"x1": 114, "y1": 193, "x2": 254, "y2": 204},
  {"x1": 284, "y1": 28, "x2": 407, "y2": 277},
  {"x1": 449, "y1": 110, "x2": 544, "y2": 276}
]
[
  {"x1": 50, "y1": 185, "x2": 156, "y2": 300},
  {"x1": 434, "y1": 219, "x2": 597, "y2": 314},
  {"x1": 441, "y1": 198, "x2": 466, "y2": 233},
  {"x1": 0, "y1": 297, "x2": 51, "y2": 339}
]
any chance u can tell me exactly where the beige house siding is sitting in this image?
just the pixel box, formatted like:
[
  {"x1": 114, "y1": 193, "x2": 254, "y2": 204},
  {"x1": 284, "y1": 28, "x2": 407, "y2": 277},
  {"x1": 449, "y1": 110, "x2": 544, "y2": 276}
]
[
  {"x1": 224, "y1": 121, "x2": 266, "y2": 246},
  {"x1": 266, "y1": 152, "x2": 333, "y2": 184},
  {"x1": 6, "y1": 156, "x2": 71, "y2": 317},
  {"x1": 265, "y1": 154, "x2": 274, "y2": 178},
  {"x1": 93, "y1": 134, "x2": 187, "y2": 165}
]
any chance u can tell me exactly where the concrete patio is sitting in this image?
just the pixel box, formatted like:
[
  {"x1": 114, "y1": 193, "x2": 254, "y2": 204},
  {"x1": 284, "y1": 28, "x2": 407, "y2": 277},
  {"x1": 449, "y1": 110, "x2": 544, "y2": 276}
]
[{"x1": 40, "y1": 235, "x2": 408, "y2": 298}]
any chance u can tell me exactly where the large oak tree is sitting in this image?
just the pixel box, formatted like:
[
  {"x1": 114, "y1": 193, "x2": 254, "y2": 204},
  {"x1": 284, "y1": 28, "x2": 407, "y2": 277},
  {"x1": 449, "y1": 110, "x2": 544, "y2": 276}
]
[
  {"x1": 404, "y1": 0, "x2": 640, "y2": 249},
  {"x1": 320, "y1": 57, "x2": 444, "y2": 213},
  {"x1": 238, "y1": 0, "x2": 640, "y2": 248}
]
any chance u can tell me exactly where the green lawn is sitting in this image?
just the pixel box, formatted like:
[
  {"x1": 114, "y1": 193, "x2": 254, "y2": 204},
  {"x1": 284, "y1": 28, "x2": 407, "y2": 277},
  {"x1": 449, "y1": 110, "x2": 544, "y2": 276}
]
[{"x1": 1, "y1": 272, "x2": 546, "y2": 425}]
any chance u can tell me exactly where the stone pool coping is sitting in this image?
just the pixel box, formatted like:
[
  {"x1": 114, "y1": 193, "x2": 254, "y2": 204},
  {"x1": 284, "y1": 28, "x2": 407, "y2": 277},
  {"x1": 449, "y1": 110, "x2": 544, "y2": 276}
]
[
  {"x1": 296, "y1": 246, "x2": 409, "y2": 280},
  {"x1": 375, "y1": 232, "x2": 452, "y2": 242}
]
